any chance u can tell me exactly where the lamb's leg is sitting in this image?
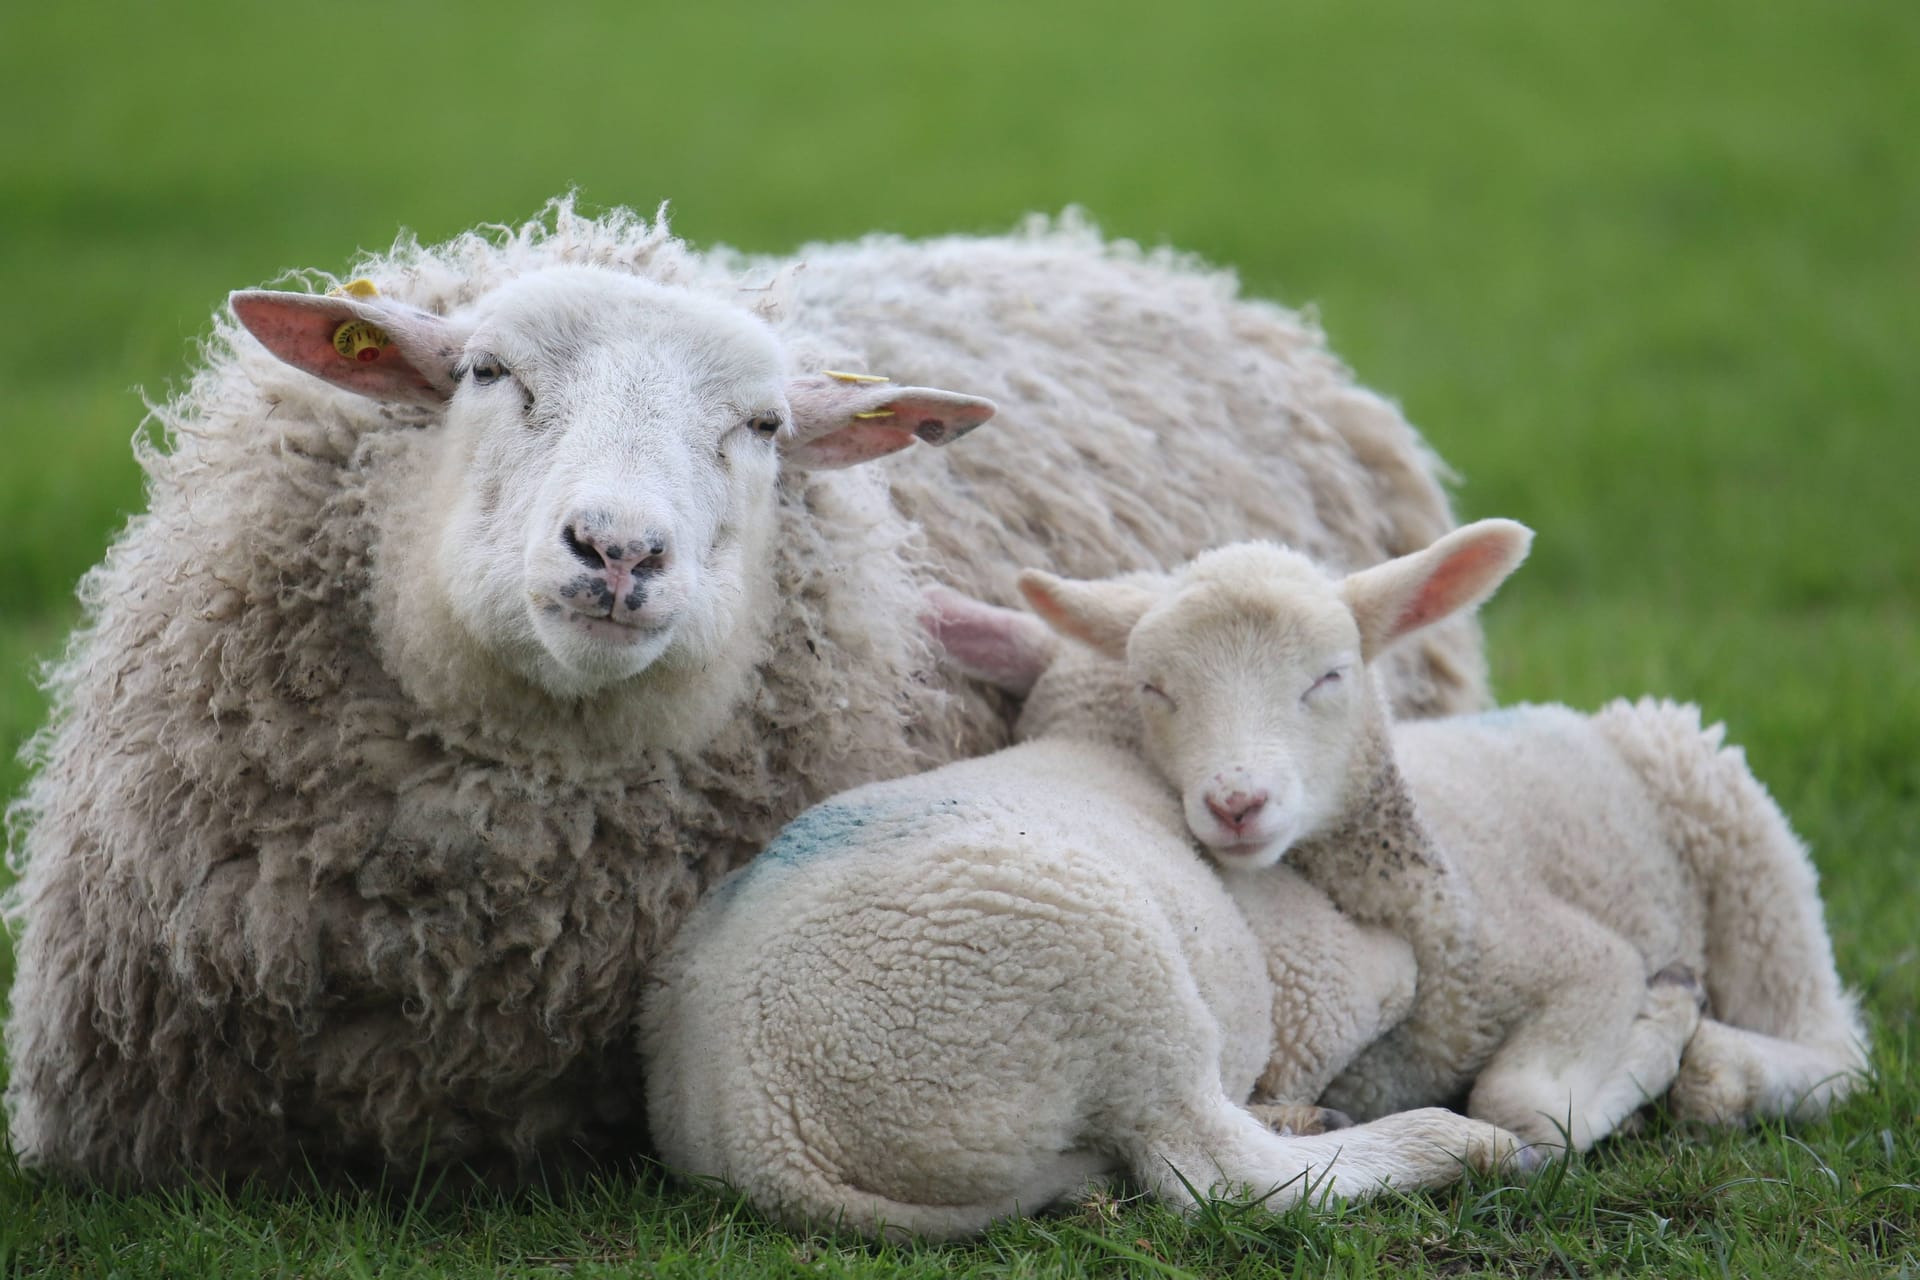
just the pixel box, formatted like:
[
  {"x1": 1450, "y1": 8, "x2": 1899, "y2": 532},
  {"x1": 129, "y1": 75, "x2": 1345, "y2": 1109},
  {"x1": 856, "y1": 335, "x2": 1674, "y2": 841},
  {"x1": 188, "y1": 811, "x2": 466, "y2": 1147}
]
[
  {"x1": 1468, "y1": 934, "x2": 1703, "y2": 1153},
  {"x1": 1246, "y1": 1101, "x2": 1353, "y2": 1134},
  {"x1": 1138, "y1": 1095, "x2": 1534, "y2": 1212},
  {"x1": 1590, "y1": 699, "x2": 1870, "y2": 1123},
  {"x1": 1671, "y1": 1017, "x2": 1866, "y2": 1126}
]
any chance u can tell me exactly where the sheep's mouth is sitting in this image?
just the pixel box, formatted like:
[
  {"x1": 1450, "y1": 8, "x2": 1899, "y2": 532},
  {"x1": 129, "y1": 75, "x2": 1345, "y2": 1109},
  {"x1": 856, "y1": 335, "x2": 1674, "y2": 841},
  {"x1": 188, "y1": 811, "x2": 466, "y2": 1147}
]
[{"x1": 565, "y1": 612, "x2": 667, "y2": 646}]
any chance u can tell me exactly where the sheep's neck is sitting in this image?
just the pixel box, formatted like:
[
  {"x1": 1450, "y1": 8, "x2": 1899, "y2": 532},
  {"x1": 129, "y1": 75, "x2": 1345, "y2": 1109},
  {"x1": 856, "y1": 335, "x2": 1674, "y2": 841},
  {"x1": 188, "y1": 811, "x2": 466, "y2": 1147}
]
[{"x1": 1288, "y1": 749, "x2": 1474, "y2": 967}]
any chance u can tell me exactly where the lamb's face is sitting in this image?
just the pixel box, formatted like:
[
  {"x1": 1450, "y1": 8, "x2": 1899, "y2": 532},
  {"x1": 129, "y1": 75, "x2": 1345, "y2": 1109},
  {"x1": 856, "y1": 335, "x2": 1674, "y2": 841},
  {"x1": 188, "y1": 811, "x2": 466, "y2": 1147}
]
[
  {"x1": 432, "y1": 270, "x2": 789, "y2": 696},
  {"x1": 1126, "y1": 546, "x2": 1374, "y2": 869}
]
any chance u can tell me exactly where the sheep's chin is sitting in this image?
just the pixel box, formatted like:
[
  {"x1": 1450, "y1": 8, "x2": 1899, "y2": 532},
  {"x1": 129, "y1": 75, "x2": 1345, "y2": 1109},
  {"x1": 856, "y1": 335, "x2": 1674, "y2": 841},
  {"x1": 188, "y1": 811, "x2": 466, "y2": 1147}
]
[{"x1": 525, "y1": 611, "x2": 682, "y2": 698}]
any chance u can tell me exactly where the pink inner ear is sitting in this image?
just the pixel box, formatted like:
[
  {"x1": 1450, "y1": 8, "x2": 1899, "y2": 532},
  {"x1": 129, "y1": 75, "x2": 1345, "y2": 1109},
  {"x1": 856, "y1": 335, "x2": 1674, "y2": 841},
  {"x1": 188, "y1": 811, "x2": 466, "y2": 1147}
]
[
  {"x1": 922, "y1": 588, "x2": 1053, "y2": 692},
  {"x1": 230, "y1": 291, "x2": 454, "y2": 405},
  {"x1": 791, "y1": 421, "x2": 919, "y2": 469},
  {"x1": 782, "y1": 375, "x2": 996, "y2": 469},
  {"x1": 1394, "y1": 538, "x2": 1512, "y2": 635}
]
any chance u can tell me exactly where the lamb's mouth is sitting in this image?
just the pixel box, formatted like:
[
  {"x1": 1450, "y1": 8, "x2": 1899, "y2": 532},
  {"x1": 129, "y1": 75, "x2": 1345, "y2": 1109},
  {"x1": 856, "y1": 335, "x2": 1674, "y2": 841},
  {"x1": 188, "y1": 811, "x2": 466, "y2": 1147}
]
[{"x1": 1199, "y1": 830, "x2": 1292, "y2": 863}]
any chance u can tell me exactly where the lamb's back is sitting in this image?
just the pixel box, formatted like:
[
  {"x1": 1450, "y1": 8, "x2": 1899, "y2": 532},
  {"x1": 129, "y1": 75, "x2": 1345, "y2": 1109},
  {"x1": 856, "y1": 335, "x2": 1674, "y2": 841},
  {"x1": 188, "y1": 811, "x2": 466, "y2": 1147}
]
[{"x1": 1394, "y1": 705, "x2": 1705, "y2": 966}]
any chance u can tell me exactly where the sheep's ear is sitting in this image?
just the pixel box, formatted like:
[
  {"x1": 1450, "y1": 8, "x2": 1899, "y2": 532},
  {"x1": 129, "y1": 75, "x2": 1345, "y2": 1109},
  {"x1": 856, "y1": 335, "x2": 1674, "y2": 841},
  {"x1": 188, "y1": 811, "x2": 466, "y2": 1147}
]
[
  {"x1": 1017, "y1": 571, "x2": 1157, "y2": 659},
  {"x1": 1340, "y1": 519, "x2": 1534, "y2": 660},
  {"x1": 780, "y1": 374, "x2": 996, "y2": 470},
  {"x1": 230, "y1": 289, "x2": 468, "y2": 406},
  {"x1": 921, "y1": 585, "x2": 1059, "y2": 696}
]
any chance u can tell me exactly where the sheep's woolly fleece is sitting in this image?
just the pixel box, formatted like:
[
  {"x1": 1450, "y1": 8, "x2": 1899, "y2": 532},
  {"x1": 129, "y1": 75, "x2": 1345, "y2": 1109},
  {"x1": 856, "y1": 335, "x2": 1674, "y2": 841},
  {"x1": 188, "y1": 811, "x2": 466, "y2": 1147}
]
[{"x1": 4, "y1": 198, "x2": 1483, "y2": 1184}]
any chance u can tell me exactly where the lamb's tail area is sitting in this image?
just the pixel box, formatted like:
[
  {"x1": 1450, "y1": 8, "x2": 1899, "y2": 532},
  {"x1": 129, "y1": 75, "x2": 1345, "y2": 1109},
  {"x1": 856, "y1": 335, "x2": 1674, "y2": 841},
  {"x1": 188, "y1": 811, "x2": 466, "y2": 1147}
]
[
  {"x1": 1133, "y1": 1097, "x2": 1521, "y2": 1214},
  {"x1": 739, "y1": 1147, "x2": 1112, "y2": 1244},
  {"x1": 1590, "y1": 698, "x2": 1871, "y2": 1121}
]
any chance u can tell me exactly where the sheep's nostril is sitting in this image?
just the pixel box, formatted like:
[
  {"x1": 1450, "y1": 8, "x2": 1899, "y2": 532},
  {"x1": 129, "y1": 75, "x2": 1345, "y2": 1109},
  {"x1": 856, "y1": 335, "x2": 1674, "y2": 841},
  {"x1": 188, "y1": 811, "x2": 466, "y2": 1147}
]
[
  {"x1": 562, "y1": 524, "x2": 604, "y2": 570},
  {"x1": 634, "y1": 538, "x2": 670, "y2": 576},
  {"x1": 1206, "y1": 790, "x2": 1269, "y2": 833}
]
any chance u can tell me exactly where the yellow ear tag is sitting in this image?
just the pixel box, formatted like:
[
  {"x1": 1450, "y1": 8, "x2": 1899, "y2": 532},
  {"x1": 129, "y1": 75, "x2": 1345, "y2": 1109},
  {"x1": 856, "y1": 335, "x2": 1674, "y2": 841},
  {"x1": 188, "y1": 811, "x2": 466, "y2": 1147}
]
[
  {"x1": 329, "y1": 278, "x2": 381, "y2": 300},
  {"x1": 851, "y1": 410, "x2": 896, "y2": 420},
  {"x1": 332, "y1": 319, "x2": 390, "y2": 363},
  {"x1": 823, "y1": 369, "x2": 889, "y2": 384}
]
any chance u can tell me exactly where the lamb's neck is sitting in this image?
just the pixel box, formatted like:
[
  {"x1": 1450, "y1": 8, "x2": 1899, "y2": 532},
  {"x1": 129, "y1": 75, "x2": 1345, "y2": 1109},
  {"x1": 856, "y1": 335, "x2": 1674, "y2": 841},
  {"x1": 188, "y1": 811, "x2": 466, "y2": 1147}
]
[{"x1": 1287, "y1": 745, "x2": 1473, "y2": 954}]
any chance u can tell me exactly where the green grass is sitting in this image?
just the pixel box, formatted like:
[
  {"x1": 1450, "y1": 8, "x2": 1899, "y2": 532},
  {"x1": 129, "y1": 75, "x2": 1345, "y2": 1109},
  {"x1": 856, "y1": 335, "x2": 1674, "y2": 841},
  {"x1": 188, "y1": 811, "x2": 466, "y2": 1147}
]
[{"x1": 2, "y1": 0, "x2": 1915, "y2": 1274}]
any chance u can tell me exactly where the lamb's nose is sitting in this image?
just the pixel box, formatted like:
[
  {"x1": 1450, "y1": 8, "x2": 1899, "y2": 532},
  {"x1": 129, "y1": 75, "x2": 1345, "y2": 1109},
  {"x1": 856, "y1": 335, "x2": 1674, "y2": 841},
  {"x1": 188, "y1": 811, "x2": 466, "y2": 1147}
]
[
  {"x1": 562, "y1": 523, "x2": 671, "y2": 575},
  {"x1": 1206, "y1": 789, "x2": 1269, "y2": 833}
]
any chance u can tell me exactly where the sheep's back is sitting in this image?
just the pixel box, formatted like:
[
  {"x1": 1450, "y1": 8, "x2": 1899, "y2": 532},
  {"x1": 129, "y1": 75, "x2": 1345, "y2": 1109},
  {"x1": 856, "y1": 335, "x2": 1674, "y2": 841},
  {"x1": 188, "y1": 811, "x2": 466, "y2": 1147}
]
[{"x1": 777, "y1": 224, "x2": 1484, "y2": 718}]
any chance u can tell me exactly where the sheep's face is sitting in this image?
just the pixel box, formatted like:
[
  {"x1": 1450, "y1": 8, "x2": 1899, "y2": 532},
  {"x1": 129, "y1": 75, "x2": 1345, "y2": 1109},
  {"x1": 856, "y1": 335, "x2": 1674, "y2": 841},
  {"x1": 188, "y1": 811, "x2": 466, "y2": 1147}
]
[
  {"x1": 431, "y1": 270, "x2": 790, "y2": 697},
  {"x1": 1124, "y1": 546, "x2": 1373, "y2": 869},
  {"x1": 231, "y1": 266, "x2": 995, "y2": 704}
]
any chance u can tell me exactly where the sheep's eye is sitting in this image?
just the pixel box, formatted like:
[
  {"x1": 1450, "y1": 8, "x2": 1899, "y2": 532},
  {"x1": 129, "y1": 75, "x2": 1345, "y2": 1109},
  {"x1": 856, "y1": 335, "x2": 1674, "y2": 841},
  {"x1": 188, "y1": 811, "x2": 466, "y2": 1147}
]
[
  {"x1": 1303, "y1": 668, "x2": 1345, "y2": 702},
  {"x1": 466, "y1": 355, "x2": 510, "y2": 387},
  {"x1": 748, "y1": 413, "x2": 784, "y2": 438},
  {"x1": 1140, "y1": 682, "x2": 1177, "y2": 711}
]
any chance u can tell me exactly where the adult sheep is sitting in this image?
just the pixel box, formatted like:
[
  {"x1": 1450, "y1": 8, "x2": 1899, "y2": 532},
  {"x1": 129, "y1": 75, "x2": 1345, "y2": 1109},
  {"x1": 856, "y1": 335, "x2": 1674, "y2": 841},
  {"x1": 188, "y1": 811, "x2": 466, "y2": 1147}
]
[{"x1": 5, "y1": 199, "x2": 1483, "y2": 1185}]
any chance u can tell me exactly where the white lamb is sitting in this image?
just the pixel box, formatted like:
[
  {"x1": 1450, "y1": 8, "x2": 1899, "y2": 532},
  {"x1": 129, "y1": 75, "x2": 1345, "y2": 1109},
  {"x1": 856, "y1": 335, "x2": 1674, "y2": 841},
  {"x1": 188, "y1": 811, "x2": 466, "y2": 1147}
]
[
  {"x1": 640, "y1": 586, "x2": 1530, "y2": 1241},
  {"x1": 1018, "y1": 521, "x2": 1870, "y2": 1152},
  {"x1": 5, "y1": 200, "x2": 1490, "y2": 1185}
]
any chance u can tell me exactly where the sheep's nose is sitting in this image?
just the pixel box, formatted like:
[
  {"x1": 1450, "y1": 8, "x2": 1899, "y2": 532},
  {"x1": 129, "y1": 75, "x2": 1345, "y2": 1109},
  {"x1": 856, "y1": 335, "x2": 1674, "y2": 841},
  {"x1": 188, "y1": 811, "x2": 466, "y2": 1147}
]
[
  {"x1": 562, "y1": 523, "x2": 671, "y2": 576},
  {"x1": 1206, "y1": 789, "x2": 1269, "y2": 833}
]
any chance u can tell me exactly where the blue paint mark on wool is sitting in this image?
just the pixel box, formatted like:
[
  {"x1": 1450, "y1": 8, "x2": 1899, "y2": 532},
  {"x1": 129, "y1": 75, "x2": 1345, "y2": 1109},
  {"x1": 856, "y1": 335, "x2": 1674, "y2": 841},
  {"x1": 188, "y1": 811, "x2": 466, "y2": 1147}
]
[
  {"x1": 714, "y1": 795, "x2": 967, "y2": 906},
  {"x1": 760, "y1": 802, "x2": 879, "y2": 870}
]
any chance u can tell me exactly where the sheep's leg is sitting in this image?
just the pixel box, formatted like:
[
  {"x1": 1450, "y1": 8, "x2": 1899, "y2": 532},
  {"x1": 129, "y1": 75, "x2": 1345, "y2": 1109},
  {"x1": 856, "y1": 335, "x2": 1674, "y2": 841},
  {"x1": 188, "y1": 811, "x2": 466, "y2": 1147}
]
[
  {"x1": 1467, "y1": 934, "x2": 1703, "y2": 1153},
  {"x1": 1589, "y1": 699, "x2": 1870, "y2": 1121},
  {"x1": 1137, "y1": 1095, "x2": 1534, "y2": 1212}
]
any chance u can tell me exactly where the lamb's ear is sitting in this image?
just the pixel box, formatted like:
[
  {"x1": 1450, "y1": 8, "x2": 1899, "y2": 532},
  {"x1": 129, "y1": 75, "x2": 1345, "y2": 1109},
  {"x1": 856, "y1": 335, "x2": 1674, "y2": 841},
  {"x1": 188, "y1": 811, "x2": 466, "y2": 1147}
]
[
  {"x1": 781, "y1": 374, "x2": 997, "y2": 470},
  {"x1": 1340, "y1": 519, "x2": 1534, "y2": 660},
  {"x1": 230, "y1": 290, "x2": 469, "y2": 406},
  {"x1": 1017, "y1": 571, "x2": 1158, "y2": 660},
  {"x1": 921, "y1": 586, "x2": 1059, "y2": 696}
]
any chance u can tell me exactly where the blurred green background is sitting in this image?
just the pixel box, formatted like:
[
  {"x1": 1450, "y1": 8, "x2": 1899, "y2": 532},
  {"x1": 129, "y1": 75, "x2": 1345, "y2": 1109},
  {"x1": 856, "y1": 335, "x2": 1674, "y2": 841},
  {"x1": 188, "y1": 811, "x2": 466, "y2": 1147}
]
[{"x1": 0, "y1": 0, "x2": 1914, "y2": 1272}]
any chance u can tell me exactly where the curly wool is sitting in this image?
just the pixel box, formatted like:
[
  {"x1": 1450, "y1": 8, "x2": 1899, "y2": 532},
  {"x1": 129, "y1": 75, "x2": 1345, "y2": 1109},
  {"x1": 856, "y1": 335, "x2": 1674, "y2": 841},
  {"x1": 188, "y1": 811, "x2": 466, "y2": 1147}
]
[{"x1": 5, "y1": 199, "x2": 1483, "y2": 1184}]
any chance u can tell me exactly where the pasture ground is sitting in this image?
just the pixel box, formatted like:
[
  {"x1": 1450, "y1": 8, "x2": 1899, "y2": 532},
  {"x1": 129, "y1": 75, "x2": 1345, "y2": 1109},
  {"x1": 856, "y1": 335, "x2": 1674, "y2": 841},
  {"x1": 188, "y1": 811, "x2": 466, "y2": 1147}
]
[{"x1": 1, "y1": 1, "x2": 1914, "y2": 1274}]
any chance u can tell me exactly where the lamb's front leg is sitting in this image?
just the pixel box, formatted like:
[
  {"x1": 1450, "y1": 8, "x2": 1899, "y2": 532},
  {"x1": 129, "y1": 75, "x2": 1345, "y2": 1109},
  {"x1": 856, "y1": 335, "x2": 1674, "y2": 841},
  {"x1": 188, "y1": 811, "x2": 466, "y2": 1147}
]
[{"x1": 1468, "y1": 922, "x2": 1704, "y2": 1153}]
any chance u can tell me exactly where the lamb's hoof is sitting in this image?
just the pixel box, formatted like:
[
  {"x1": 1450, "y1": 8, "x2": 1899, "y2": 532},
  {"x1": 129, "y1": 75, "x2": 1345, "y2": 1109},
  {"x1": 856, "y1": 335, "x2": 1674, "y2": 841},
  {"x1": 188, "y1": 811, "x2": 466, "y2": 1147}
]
[
  {"x1": 1669, "y1": 1053, "x2": 1753, "y2": 1128},
  {"x1": 1649, "y1": 963, "x2": 1710, "y2": 1013},
  {"x1": 1510, "y1": 1142, "x2": 1559, "y2": 1175},
  {"x1": 1246, "y1": 1102, "x2": 1350, "y2": 1136},
  {"x1": 1469, "y1": 1121, "x2": 1554, "y2": 1178}
]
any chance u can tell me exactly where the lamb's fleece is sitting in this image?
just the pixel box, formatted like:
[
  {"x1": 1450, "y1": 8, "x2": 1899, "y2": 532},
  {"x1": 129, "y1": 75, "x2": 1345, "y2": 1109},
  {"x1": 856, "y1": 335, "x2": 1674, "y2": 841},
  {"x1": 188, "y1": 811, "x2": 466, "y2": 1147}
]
[
  {"x1": 5, "y1": 199, "x2": 1481, "y2": 1185},
  {"x1": 641, "y1": 595, "x2": 1524, "y2": 1240}
]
